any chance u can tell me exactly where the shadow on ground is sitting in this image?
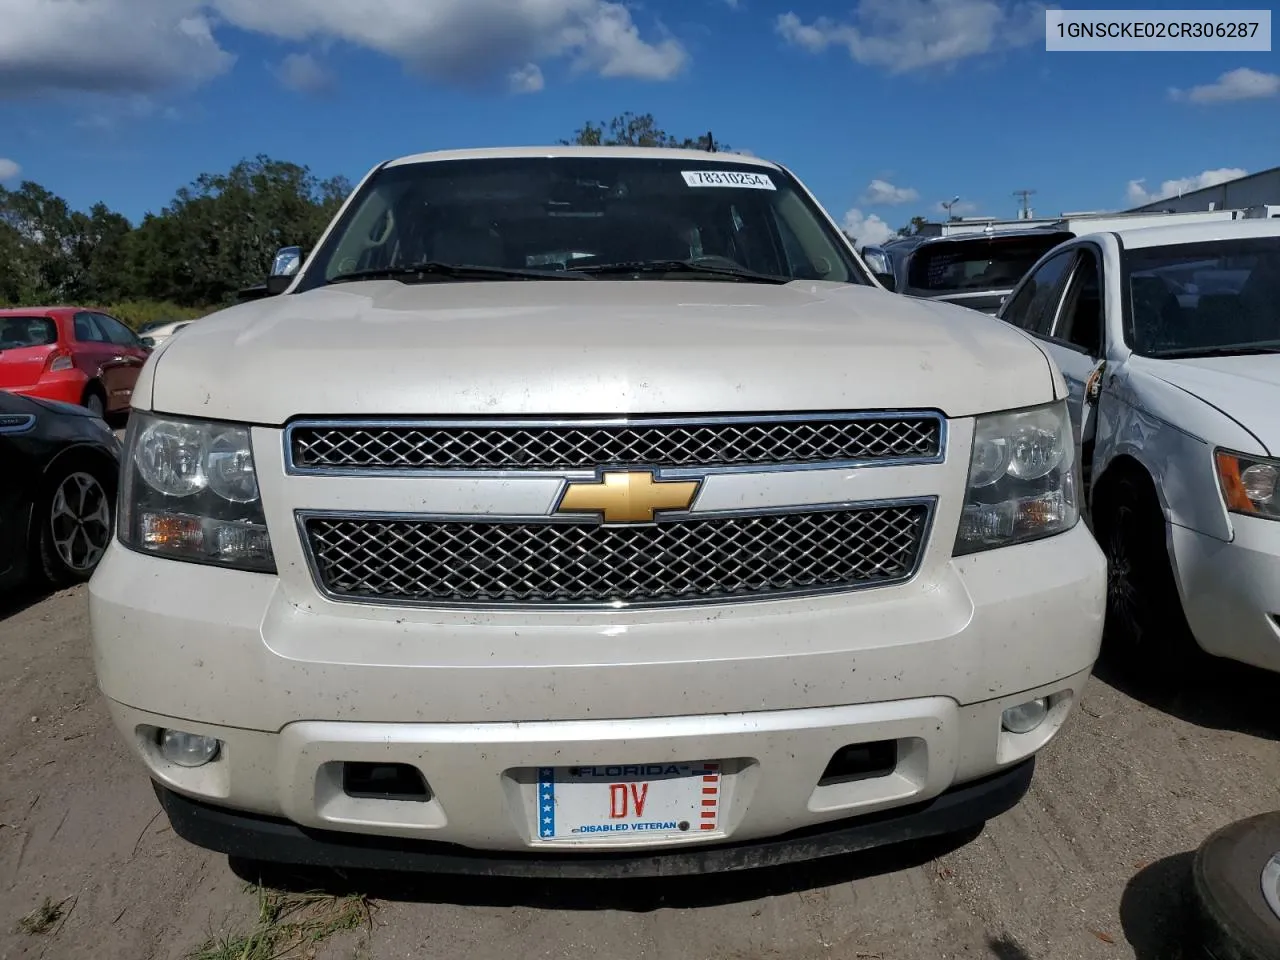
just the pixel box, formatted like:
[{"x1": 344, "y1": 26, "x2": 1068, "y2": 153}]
[
  {"x1": 229, "y1": 826, "x2": 981, "y2": 912},
  {"x1": 0, "y1": 584, "x2": 57, "y2": 625},
  {"x1": 986, "y1": 934, "x2": 1034, "y2": 960},
  {"x1": 1093, "y1": 642, "x2": 1280, "y2": 741},
  {"x1": 1120, "y1": 852, "x2": 1197, "y2": 960}
]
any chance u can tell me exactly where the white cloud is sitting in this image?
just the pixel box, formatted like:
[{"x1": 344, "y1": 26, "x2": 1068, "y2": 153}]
[
  {"x1": 274, "y1": 53, "x2": 334, "y2": 95},
  {"x1": 861, "y1": 178, "x2": 919, "y2": 205},
  {"x1": 0, "y1": 157, "x2": 20, "y2": 181},
  {"x1": 0, "y1": 0, "x2": 688, "y2": 98},
  {"x1": 1126, "y1": 168, "x2": 1248, "y2": 206},
  {"x1": 1170, "y1": 68, "x2": 1280, "y2": 104},
  {"x1": 0, "y1": 4, "x2": 234, "y2": 97},
  {"x1": 841, "y1": 208, "x2": 896, "y2": 249},
  {"x1": 509, "y1": 63, "x2": 545, "y2": 93},
  {"x1": 777, "y1": 0, "x2": 1045, "y2": 73}
]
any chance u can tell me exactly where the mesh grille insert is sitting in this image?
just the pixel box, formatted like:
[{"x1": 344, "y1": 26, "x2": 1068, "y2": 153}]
[{"x1": 303, "y1": 504, "x2": 930, "y2": 607}]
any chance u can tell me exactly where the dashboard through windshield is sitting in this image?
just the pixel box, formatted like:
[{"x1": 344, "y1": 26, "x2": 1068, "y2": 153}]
[
  {"x1": 295, "y1": 155, "x2": 870, "y2": 290},
  {"x1": 1126, "y1": 237, "x2": 1280, "y2": 357}
]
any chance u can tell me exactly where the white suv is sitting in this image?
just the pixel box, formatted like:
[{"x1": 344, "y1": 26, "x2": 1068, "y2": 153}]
[{"x1": 89, "y1": 146, "x2": 1105, "y2": 876}]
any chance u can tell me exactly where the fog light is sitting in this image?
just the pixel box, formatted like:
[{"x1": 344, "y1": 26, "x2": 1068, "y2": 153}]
[
  {"x1": 159, "y1": 729, "x2": 221, "y2": 767},
  {"x1": 1001, "y1": 698, "x2": 1049, "y2": 735}
]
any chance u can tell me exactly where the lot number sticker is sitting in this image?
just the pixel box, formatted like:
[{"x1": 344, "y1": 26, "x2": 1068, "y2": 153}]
[{"x1": 682, "y1": 170, "x2": 776, "y2": 190}]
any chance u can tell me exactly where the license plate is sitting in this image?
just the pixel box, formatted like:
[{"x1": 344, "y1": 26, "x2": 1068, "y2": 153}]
[{"x1": 535, "y1": 762, "x2": 721, "y2": 841}]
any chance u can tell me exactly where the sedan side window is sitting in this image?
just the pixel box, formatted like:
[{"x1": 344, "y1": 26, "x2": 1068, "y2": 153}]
[
  {"x1": 1000, "y1": 280, "x2": 1038, "y2": 328},
  {"x1": 73, "y1": 312, "x2": 109, "y2": 343},
  {"x1": 94, "y1": 313, "x2": 141, "y2": 347},
  {"x1": 1053, "y1": 248, "x2": 1105, "y2": 356},
  {"x1": 1005, "y1": 251, "x2": 1078, "y2": 336}
]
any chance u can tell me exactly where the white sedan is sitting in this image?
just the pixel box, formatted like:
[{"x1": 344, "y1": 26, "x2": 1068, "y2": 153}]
[
  {"x1": 137, "y1": 318, "x2": 194, "y2": 347},
  {"x1": 997, "y1": 218, "x2": 1280, "y2": 676}
]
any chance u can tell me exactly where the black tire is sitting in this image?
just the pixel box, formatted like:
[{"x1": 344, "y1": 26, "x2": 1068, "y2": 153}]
[
  {"x1": 1092, "y1": 469, "x2": 1198, "y2": 676},
  {"x1": 33, "y1": 454, "x2": 117, "y2": 587},
  {"x1": 1192, "y1": 812, "x2": 1280, "y2": 960},
  {"x1": 81, "y1": 383, "x2": 106, "y2": 419}
]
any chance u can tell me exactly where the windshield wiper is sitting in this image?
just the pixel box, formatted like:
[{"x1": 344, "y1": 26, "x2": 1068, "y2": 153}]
[
  {"x1": 326, "y1": 262, "x2": 588, "y2": 285},
  {"x1": 571, "y1": 259, "x2": 791, "y2": 284},
  {"x1": 1156, "y1": 345, "x2": 1280, "y2": 358}
]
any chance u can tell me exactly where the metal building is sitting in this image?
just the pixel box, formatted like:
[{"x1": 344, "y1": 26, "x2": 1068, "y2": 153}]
[{"x1": 1125, "y1": 165, "x2": 1280, "y2": 214}]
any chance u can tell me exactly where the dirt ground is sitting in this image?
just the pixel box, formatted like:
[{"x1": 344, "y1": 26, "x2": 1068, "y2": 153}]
[{"x1": 2, "y1": 583, "x2": 1279, "y2": 960}]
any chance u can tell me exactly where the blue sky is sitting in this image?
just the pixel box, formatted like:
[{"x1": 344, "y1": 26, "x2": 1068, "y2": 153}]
[{"x1": 0, "y1": 0, "x2": 1276, "y2": 246}]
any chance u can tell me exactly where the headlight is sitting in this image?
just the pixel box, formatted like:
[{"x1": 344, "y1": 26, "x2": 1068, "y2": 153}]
[
  {"x1": 954, "y1": 400, "x2": 1080, "y2": 555},
  {"x1": 117, "y1": 413, "x2": 275, "y2": 572},
  {"x1": 1215, "y1": 449, "x2": 1280, "y2": 521}
]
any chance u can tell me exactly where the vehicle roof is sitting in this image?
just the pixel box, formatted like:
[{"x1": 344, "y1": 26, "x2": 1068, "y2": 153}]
[
  {"x1": 383, "y1": 145, "x2": 780, "y2": 170},
  {"x1": 879, "y1": 227, "x2": 1072, "y2": 250},
  {"x1": 0, "y1": 306, "x2": 72, "y2": 317},
  {"x1": 890, "y1": 226, "x2": 1070, "y2": 248},
  {"x1": 1092, "y1": 217, "x2": 1280, "y2": 249}
]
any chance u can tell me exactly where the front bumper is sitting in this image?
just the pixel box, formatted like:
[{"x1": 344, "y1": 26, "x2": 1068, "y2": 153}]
[
  {"x1": 153, "y1": 758, "x2": 1035, "y2": 878},
  {"x1": 1171, "y1": 515, "x2": 1280, "y2": 673},
  {"x1": 90, "y1": 519, "x2": 1103, "y2": 858}
]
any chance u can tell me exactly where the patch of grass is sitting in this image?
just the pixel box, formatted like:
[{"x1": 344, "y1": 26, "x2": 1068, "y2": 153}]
[
  {"x1": 17, "y1": 896, "x2": 67, "y2": 935},
  {"x1": 187, "y1": 885, "x2": 374, "y2": 960}
]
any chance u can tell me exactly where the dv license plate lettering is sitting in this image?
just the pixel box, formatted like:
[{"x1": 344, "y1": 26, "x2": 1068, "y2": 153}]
[{"x1": 536, "y1": 762, "x2": 721, "y2": 841}]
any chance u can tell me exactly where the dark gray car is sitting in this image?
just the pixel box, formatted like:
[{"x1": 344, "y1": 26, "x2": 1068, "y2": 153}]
[{"x1": 864, "y1": 228, "x2": 1075, "y2": 315}]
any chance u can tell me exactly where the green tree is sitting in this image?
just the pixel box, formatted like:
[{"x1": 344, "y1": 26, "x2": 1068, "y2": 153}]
[
  {"x1": 0, "y1": 155, "x2": 351, "y2": 313},
  {"x1": 563, "y1": 112, "x2": 729, "y2": 152},
  {"x1": 70, "y1": 203, "x2": 135, "y2": 304},
  {"x1": 131, "y1": 155, "x2": 351, "y2": 306},
  {"x1": 897, "y1": 215, "x2": 928, "y2": 237},
  {"x1": 0, "y1": 182, "x2": 84, "y2": 300}
]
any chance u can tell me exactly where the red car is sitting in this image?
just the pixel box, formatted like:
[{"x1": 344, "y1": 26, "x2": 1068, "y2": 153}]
[{"x1": 0, "y1": 307, "x2": 153, "y2": 419}]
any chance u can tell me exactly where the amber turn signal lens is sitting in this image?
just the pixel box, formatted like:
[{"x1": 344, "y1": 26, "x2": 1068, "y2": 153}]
[{"x1": 1215, "y1": 450, "x2": 1280, "y2": 516}]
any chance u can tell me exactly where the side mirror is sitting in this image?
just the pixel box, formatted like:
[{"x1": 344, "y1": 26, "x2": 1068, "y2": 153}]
[
  {"x1": 861, "y1": 249, "x2": 890, "y2": 274},
  {"x1": 873, "y1": 271, "x2": 897, "y2": 293},
  {"x1": 265, "y1": 245, "x2": 303, "y2": 296},
  {"x1": 139, "y1": 336, "x2": 156, "y2": 349}
]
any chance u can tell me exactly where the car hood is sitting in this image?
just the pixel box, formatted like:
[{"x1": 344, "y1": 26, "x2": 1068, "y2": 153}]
[
  {"x1": 1139, "y1": 354, "x2": 1280, "y2": 454},
  {"x1": 0, "y1": 390, "x2": 97, "y2": 419},
  {"x1": 146, "y1": 279, "x2": 1058, "y2": 423}
]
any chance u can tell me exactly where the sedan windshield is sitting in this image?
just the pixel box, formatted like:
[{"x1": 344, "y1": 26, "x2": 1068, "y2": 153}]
[
  {"x1": 1126, "y1": 237, "x2": 1280, "y2": 357},
  {"x1": 296, "y1": 155, "x2": 870, "y2": 290}
]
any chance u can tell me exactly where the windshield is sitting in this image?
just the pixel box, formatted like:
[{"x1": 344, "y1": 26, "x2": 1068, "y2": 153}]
[
  {"x1": 296, "y1": 156, "x2": 870, "y2": 290},
  {"x1": 0, "y1": 316, "x2": 57, "y2": 349},
  {"x1": 905, "y1": 233, "x2": 1073, "y2": 294},
  {"x1": 1126, "y1": 237, "x2": 1280, "y2": 357}
]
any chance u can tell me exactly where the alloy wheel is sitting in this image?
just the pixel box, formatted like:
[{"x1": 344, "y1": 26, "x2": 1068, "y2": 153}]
[{"x1": 49, "y1": 471, "x2": 112, "y2": 573}]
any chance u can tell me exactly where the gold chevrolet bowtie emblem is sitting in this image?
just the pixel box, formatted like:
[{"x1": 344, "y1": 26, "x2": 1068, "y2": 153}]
[{"x1": 556, "y1": 471, "x2": 701, "y2": 524}]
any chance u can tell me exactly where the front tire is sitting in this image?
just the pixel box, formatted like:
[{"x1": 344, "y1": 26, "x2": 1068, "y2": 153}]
[
  {"x1": 1092, "y1": 471, "x2": 1198, "y2": 677},
  {"x1": 34, "y1": 458, "x2": 116, "y2": 586}
]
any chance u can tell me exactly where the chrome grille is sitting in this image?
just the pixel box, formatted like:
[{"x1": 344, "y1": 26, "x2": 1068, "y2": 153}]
[
  {"x1": 301, "y1": 503, "x2": 931, "y2": 607},
  {"x1": 287, "y1": 414, "x2": 943, "y2": 473}
]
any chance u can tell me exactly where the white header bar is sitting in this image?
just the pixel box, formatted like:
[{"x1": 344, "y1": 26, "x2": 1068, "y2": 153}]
[{"x1": 1046, "y1": 9, "x2": 1272, "y2": 51}]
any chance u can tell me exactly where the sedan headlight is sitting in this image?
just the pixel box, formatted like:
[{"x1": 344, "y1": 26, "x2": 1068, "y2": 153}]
[
  {"x1": 954, "y1": 400, "x2": 1080, "y2": 555},
  {"x1": 117, "y1": 413, "x2": 275, "y2": 572},
  {"x1": 1215, "y1": 449, "x2": 1280, "y2": 520}
]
